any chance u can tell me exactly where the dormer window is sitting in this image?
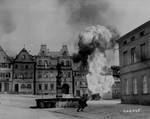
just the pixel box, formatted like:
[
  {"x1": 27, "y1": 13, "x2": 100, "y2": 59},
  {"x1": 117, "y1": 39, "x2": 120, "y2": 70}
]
[
  {"x1": 22, "y1": 55, "x2": 25, "y2": 60},
  {"x1": 140, "y1": 30, "x2": 145, "y2": 36}
]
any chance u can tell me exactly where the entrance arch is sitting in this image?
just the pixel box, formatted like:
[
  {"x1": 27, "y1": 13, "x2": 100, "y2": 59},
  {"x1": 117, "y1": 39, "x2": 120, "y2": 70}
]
[{"x1": 62, "y1": 84, "x2": 69, "y2": 94}]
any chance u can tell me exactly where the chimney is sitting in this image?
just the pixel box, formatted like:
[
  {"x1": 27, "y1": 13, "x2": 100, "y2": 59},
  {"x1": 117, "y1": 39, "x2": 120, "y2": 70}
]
[{"x1": 39, "y1": 44, "x2": 47, "y2": 56}]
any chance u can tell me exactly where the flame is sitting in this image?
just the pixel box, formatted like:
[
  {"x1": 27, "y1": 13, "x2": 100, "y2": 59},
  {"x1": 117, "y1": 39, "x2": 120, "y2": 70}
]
[
  {"x1": 87, "y1": 50, "x2": 114, "y2": 95},
  {"x1": 79, "y1": 25, "x2": 115, "y2": 95}
]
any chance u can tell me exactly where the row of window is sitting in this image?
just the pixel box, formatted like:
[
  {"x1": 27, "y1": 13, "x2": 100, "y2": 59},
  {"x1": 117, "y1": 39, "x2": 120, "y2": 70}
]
[
  {"x1": 37, "y1": 59, "x2": 57, "y2": 67},
  {"x1": 15, "y1": 64, "x2": 33, "y2": 70},
  {"x1": 124, "y1": 75, "x2": 148, "y2": 95},
  {"x1": 13, "y1": 71, "x2": 75, "y2": 79},
  {"x1": 37, "y1": 60, "x2": 72, "y2": 67},
  {"x1": 123, "y1": 30, "x2": 145, "y2": 45},
  {"x1": 123, "y1": 43, "x2": 146, "y2": 66},
  {"x1": 74, "y1": 72, "x2": 85, "y2": 77},
  {"x1": 38, "y1": 83, "x2": 54, "y2": 91},
  {"x1": 38, "y1": 71, "x2": 71, "y2": 78},
  {"x1": 14, "y1": 73, "x2": 33, "y2": 79},
  {"x1": 113, "y1": 90, "x2": 120, "y2": 94},
  {"x1": 20, "y1": 84, "x2": 32, "y2": 89},
  {"x1": 38, "y1": 72, "x2": 56, "y2": 78},
  {"x1": 0, "y1": 73, "x2": 11, "y2": 78},
  {"x1": 62, "y1": 72, "x2": 71, "y2": 78},
  {"x1": 76, "y1": 81, "x2": 87, "y2": 87},
  {"x1": 60, "y1": 60, "x2": 72, "y2": 67},
  {"x1": 0, "y1": 63, "x2": 11, "y2": 68}
]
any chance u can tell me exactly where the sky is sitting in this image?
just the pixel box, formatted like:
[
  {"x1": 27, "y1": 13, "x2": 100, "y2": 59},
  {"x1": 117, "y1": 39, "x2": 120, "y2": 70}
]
[{"x1": 0, "y1": 0, "x2": 150, "y2": 58}]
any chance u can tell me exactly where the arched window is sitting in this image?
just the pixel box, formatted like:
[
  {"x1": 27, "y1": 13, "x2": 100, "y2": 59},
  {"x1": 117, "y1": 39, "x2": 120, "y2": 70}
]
[
  {"x1": 142, "y1": 75, "x2": 148, "y2": 94},
  {"x1": 133, "y1": 78, "x2": 137, "y2": 94}
]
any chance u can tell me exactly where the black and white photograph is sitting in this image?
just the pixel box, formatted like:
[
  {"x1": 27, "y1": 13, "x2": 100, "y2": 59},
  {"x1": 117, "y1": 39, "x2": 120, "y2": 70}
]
[{"x1": 0, "y1": 0, "x2": 149, "y2": 119}]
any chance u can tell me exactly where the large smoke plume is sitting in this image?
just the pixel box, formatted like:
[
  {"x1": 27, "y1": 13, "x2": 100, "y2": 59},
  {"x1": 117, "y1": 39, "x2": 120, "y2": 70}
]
[
  {"x1": 73, "y1": 25, "x2": 119, "y2": 94},
  {"x1": 58, "y1": 0, "x2": 120, "y2": 95},
  {"x1": 73, "y1": 25, "x2": 117, "y2": 66}
]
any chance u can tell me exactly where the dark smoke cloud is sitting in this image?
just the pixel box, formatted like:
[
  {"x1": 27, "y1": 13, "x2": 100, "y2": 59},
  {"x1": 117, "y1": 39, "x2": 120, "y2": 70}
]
[
  {"x1": 72, "y1": 37, "x2": 95, "y2": 66},
  {"x1": 58, "y1": 0, "x2": 117, "y2": 27},
  {"x1": 73, "y1": 26, "x2": 120, "y2": 67}
]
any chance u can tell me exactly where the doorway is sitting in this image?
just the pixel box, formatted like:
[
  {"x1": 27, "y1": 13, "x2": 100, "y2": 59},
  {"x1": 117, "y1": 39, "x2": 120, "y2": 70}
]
[
  {"x1": 4, "y1": 83, "x2": 9, "y2": 92},
  {"x1": 15, "y1": 84, "x2": 19, "y2": 92},
  {"x1": 62, "y1": 84, "x2": 69, "y2": 94}
]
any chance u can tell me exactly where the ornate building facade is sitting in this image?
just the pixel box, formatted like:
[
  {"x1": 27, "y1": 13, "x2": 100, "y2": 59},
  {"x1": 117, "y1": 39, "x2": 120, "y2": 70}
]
[
  {"x1": 0, "y1": 44, "x2": 88, "y2": 97},
  {"x1": 35, "y1": 44, "x2": 58, "y2": 95},
  {"x1": 35, "y1": 44, "x2": 88, "y2": 97}
]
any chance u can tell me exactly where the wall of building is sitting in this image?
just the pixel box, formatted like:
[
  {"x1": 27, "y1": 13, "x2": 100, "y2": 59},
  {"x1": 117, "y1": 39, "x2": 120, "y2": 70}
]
[
  {"x1": 121, "y1": 68, "x2": 150, "y2": 105},
  {"x1": 13, "y1": 63, "x2": 35, "y2": 94},
  {"x1": 119, "y1": 21, "x2": 150, "y2": 105}
]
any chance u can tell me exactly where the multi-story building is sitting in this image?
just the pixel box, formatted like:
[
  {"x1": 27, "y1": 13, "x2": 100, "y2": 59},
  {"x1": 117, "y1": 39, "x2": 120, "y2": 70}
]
[
  {"x1": 57, "y1": 45, "x2": 74, "y2": 97},
  {"x1": 0, "y1": 44, "x2": 88, "y2": 96},
  {"x1": 35, "y1": 44, "x2": 88, "y2": 97},
  {"x1": 118, "y1": 20, "x2": 150, "y2": 104},
  {"x1": 35, "y1": 44, "x2": 58, "y2": 95},
  {"x1": 0, "y1": 46, "x2": 12, "y2": 93},
  {"x1": 13, "y1": 48, "x2": 36, "y2": 94},
  {"x1": 35, "y1": 45, "x2": 73, "y2": 96},
  {"x1": 111, "y1": 66, "x2": 120, "y2": 99}
]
